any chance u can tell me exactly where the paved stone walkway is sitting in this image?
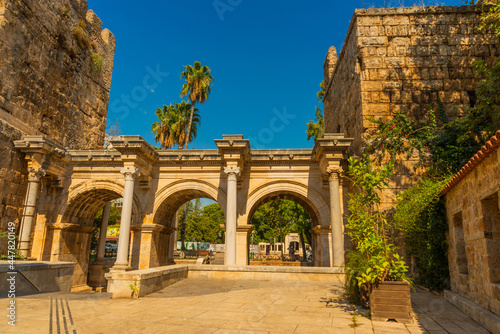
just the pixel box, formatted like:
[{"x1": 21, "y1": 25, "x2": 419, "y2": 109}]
[{"x1": 0, "y1": 278, "x2": 490, "y2": 333}]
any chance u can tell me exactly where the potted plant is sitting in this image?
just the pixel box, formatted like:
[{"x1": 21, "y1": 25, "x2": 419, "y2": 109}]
[{"x1": 345, "y1": 155, "x2": 413, "y2": 323}]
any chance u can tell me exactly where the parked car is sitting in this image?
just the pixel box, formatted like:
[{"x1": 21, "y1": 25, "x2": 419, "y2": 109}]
[{"x1": 105, "y1": 243, "x2": 118, "y2": 255}]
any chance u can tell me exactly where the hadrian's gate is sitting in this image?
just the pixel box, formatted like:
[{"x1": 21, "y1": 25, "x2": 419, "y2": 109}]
[{"x1": 14, "y1": 133, "x2": 352, "y2": 288}]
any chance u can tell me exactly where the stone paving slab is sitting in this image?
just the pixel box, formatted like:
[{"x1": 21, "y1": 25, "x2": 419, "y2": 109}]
[{"x1": 0, "y1": 278, "x2": 491, "y2": 333}]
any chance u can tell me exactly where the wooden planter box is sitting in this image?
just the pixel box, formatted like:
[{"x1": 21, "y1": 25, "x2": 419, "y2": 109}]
[{"x1": 370, "y1": 281, "x2": 412, "y2": 323}]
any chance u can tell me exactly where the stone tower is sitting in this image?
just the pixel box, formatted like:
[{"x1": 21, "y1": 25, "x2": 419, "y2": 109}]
[{"x1": 0, "y1": 0, "x2": 116, "y2": 241}]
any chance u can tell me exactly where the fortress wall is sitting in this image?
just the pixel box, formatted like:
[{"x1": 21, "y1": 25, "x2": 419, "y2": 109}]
[
  {"x1": 323, "y1": 5, "x2": 500, "y2": 208},
  {"x1": 0, "y1": 0, "x2": 115, "y2": 238}
]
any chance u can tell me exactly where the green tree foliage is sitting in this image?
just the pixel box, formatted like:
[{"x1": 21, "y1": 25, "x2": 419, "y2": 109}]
[
  {"x1": 394, "y1": 179, "x2": 451, "y2": 290},
  {"x1": 178, "y1": 200, "x2": 225, "y2": 244},
  {"x1": 345, "y1": 155, "x2": 411, "y2": 304},
  {"x1": 151, "y1": 101, "x2": 200, "y2": 149},
  {"x1": 306, "y1": 107, "x2": 325, "y2": 141},
  {"x1": 317, "y1": 80, "x2": 325, "y2": 102},
  {"x1": 91, "y1": 204, "x2": 122, "y2": 252},
  {"x1": 179, "y1": 61, "x2": 214, "y2": 249},
  {"x1": 180, "y1": 61, "x2": 214, "y2": 150},
  {"x1": 94, "y1": 205, "x2": 121, "y2": 227},
  {"x1": 251, "y1": 199, "x2": 311, "y2": 257},
  {"x1": 364, "y1": 0, "x2": 500, "y2": 291}
]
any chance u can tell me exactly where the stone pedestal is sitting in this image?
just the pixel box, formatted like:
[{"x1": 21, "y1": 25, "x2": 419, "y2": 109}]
[
  {"x1": 236, "y1": 224, "x2": 253, "y2": 266},
  {"x1": 88, "y1": 263, "x2": 108, "y2": 288},
  {"x1": 311, "y1": 226, "x2": 332, "y2": 267},
  {"x1": 46, "y1": 223, "x2": 96, "y2": 287},
  {"x1": 137, "y1": 224, "x2": 173, "y2": 270}
]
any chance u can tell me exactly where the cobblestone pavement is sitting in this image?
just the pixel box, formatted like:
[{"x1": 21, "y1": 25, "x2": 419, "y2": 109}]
[{"x1": 0, "y1": 278, "x2": 490, "y2": 333}]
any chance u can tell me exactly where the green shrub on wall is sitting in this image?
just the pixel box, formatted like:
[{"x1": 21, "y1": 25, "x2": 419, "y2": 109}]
[
  {"x1": 394, "y1": 179, "x2": 451, "y2": 291},
  {"x1": 91, "y1": 53, "x2": 104, "y2": 73}
]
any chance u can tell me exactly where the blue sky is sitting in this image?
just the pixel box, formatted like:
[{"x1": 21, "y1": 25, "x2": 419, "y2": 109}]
[{"x1": 88, "y1": 0, "x2": 464, "y2": 150}]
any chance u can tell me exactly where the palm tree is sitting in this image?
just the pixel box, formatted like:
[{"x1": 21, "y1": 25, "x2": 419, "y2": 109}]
[
  {"x1": 152, "y1": 106, "x2": 176, "y2": 150},
  {"x1": 178, "y1": 61, "x2": 213, "y2": 252},
  {"x1": 152, "y1": 100, "x2": 200, "y2": 251},
  {"x1": 151, "y1": 101, "x2": 200, "y2": 149},
  {"x1": 180, "y1": 61, "x2": 214, "y2": 149}
]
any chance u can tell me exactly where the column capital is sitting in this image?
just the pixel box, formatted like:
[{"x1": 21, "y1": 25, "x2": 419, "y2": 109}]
[
  {"x1": 224, "y1": 166, "x2": 241, "y2": 180},
  {"x1": 27, "y1": 167, "x2": 46, "y2": 182},
  {"x1": 121, "y1": 166, "x2": 141, "y2": 181},
  {"x1": 327, "y1": 167, "x2": 343, "y2": 181}
]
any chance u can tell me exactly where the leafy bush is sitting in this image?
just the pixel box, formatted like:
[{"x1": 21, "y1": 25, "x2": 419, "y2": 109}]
[{"x1": 345, "y1": 155, "x2": 411, "y2": 304}]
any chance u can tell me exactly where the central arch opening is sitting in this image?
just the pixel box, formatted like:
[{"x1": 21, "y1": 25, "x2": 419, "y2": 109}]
[
  {"x1": 247, "y1": 193, "x2": 319, "y2": 267},
  {"x1": 152, "y1": 186, "x2": 226, "y2": 265}
]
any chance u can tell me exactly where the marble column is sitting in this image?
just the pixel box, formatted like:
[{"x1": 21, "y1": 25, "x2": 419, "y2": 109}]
[
  {"x1": 95, "y1": 202, "x2": 111, "y2": 263},
  {"x1": 329, "y1": 168, "x2": 344, "y2": 267},
  {"x1": 112, "y1": 167, "x2": 140, "y2": 272},
  {"x1": 19, "y1": 167, "x2": 46, "y2": 258},
  {"x1": 224, "y1": 166, "x2": 240, "y2": 266}
]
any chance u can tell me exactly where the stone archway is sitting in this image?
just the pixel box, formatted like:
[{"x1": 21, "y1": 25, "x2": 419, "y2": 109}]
[
  {"x1": 15, "y1": 133, "x2": 352, "y2": 278},
  {"x1": 43, "y1": 180, "x2": 140, "y2": 288},
  {"x1": 238, "y1": 180, "x2": 331, "y2": 266},
  {"x1": 138, "y1": 179, "x2": 227, "y2": 268}
]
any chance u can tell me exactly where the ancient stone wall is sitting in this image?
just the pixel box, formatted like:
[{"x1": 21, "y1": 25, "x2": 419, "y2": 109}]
[
  {"x1": 0, "y1": 0, "x2": 115, "y2": 237},
  {"x1": 444, "y1": 137, "x2": 500, "y2": 316},
  {"x1": 323, "y1": 5, "x2": 500, "y2": 208}
]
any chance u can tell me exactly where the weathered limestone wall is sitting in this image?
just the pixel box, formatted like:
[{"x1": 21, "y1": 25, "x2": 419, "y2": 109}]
[
  {"x1": 325, "y1": 5, "x2": 499, "y2": 150},
  {"x1": 0, "y1": 0, "x2": 115, "y2": 236},
  {"x1": 445, "y1": 145, "x2": 500, "y2": 316},
  {"x1": 323, "y1": 5, "x2": 500, "y2": 207}
]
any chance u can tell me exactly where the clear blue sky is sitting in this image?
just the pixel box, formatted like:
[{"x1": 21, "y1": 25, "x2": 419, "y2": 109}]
[{"x1": 88, "y1": 0, "x2": 464, "y2": 150}]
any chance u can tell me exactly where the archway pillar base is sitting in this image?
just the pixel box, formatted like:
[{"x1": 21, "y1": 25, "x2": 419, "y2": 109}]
[
  {"x1": 135, "y1": 224, "x2": 174, "y2": 270},
  {"x1": 236, "y1": 224, "x2": 253, "y2": 266},
  {"x1": 311, "y1": 226, "x2": 333, "y2": 267},
  {"x1": 88, "y1": 263, "x2": 108, "y2": 288},
  {"x1": 46, "y1": 223, "x2": 97, "y2": 287}
]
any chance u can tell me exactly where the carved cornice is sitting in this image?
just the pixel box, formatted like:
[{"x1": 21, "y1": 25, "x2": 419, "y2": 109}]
[
  {"x1": 236, "y1": 224, "x2": 254, "y2": 233},
  {"x1": 312, "y1": 133, "x2": 353, "y2": 160},
  {"x1": 311, "y1": 225, "x2": 332, "y2": 235},
  {"x1": 14, "y1": 136, "x2": 70, "y2": 178},
  {"x1": 46, "y1": 223, "x2": 97, "y2": 233}
]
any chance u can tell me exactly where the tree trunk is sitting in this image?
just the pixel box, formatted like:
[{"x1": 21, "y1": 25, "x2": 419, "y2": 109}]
[
  {"x1": 180, "y1": 106, "x2": 194, "y2": 249},
  {"x1": 180, "y1": 203, "x2": 187, "y2": 251},
  {"x1": 299, "y1": 231, "x2": 307, "y2": 261},
  {"x1": 183, "y1": 103, "x2": 196, "y2": 149}
]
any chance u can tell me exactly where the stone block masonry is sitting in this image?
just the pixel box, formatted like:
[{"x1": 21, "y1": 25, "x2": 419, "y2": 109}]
[
  {"x1": 323, "y1": 4, "x2": 500, "y2": 208},
  {"x1": 442, "y1": 130, "x2": 500, "y2": 329},
  {"x1": 0, "y1": 0, "x2": 115, "y2": 247},
  {"x1": 324, "y1": 5, "x2": 499, "y2": 154}
]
